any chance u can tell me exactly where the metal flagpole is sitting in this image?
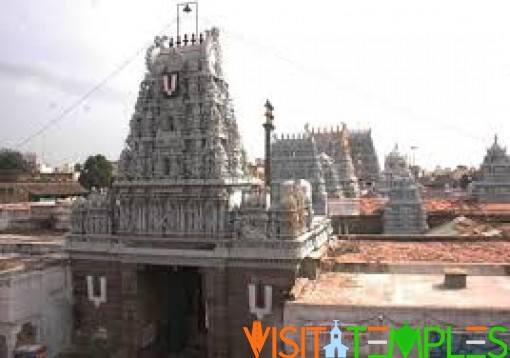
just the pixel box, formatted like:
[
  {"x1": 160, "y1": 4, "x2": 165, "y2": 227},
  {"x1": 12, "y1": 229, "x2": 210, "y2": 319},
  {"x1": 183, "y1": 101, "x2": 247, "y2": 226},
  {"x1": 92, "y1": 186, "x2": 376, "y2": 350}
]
[{"x1": 176, "y1": 2, "x2": 199, "y2": 38}]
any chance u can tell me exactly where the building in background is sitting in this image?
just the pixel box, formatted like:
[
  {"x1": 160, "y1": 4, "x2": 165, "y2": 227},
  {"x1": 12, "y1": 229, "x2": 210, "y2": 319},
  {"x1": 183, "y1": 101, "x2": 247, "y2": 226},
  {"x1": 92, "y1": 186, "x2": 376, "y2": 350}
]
[
  {"x1": 271, "y1": 123, "x2": 381, "y2": 210},
  {"x1": 0, "y1": 172, "x2": 86, "y2": 204},
  {"x1": 0, "y1": 201, "x2": 73, "y2": 232},
  {"x1": 471, "y1": 135, "x2": 510, "y2": 203},
  {"x1": 271, "y1": 134, "x2": 329, "y2": 214},
  {"x1": 380, "y1": 145, "x2": 428, "y2": 234},
  {"x1": 0, "y1": 234, "x2": 71, "y2": 358},
  {"x1": 349, "y1": 129, "x2": 381, "y2": 188},
  {"x1": 247, "y1": 158, "x2": 265, "y2": 184},
  {"x1": 310, "y1": 124, "x2": 360, "y2": 197},
  {"x1": 383, "y1": 174, "x2": 428, "y2": 234}
]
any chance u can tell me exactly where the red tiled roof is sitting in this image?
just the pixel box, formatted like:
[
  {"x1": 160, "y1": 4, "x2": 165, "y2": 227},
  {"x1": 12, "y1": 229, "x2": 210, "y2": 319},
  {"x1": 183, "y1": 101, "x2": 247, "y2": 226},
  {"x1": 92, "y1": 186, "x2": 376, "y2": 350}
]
[
  {"x1": 425, "y1": 198, "x2": 510, "y2": 214},
  {"x1": 327, "y1": 240, "x2": 510, "y2": 263},
  {"x1": 359, "y1": 198, "x2": 387, "y2": 214},
  {"x1": 330, "y1": 198, "x2": 510, "y2": 216},
  {"x1": 480, "y1": 203, "x2": 510, "y2": 212}
]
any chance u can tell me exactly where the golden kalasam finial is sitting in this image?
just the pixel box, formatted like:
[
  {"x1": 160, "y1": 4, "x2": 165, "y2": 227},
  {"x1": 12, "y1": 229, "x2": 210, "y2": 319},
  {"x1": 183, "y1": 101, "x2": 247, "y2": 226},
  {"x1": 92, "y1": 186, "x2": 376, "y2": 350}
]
[{"x1": 339, "y1": 122, "x2": 351, "y2": 151}]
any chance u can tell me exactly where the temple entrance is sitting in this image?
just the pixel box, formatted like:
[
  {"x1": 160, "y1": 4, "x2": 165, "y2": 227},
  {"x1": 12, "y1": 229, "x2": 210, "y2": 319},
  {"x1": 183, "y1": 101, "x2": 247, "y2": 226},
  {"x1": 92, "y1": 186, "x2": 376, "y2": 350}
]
[{"x1": 137, "y1": 265, "x2": 207, "y2": 357}]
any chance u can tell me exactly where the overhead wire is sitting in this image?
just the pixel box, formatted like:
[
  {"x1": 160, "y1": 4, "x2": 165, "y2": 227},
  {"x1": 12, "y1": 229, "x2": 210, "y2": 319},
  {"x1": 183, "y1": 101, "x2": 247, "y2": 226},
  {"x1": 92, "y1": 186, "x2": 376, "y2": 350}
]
[
  {"x1": 13, "y1": 19, "x2": 177, "y2": 149},
  {"x1": 202, "y1": 16, "x2": 487, "y2": 144},
  {"x1": 12, "y1": 15, "x2": 490, "y2": 150}
]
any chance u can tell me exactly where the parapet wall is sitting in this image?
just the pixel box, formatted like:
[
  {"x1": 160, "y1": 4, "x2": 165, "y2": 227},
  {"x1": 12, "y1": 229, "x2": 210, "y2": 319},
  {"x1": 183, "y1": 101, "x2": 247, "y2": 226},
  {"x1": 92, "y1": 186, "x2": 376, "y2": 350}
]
[{"x1": 324, "y1": 261, "x2": 510, "y2": 276}]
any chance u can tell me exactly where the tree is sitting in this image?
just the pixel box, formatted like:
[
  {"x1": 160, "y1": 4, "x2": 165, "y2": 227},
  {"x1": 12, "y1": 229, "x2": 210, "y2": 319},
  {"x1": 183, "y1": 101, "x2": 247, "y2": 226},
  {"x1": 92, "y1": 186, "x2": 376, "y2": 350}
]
[
  {"x1": 0, "y1": 149, "x2": 30, "y2": 173},
  {"x1": 78, "y1": 155, "x2": 113, "y2": 190}
]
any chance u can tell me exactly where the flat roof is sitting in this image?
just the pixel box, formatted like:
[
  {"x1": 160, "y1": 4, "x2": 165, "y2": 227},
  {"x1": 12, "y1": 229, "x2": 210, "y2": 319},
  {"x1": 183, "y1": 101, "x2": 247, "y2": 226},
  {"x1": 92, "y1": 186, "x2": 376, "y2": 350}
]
[{"x1": 292, "y1": 273, "x2": 510, "y2": 310}]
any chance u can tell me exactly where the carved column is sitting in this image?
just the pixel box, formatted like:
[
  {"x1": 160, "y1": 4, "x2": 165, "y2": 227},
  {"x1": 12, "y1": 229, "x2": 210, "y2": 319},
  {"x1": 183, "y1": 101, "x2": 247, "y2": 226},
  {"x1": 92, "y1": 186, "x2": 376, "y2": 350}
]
[{"x1": 263, "y1": 105, "x2": 275, "y2": 189}]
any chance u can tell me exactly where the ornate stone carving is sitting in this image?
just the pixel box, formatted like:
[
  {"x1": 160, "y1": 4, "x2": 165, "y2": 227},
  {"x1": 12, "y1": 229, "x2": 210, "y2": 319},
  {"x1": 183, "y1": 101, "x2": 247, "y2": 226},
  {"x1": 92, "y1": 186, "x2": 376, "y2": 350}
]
[
  {"x1": 380, "y1": 145, "x2": 428, "y2": 234},
  {"x1": 383, "y1": 174, "x2": 428, "y2": 235},
  {"x1": 271, "y1": 134, "x2": 328, "y2": 214},
  {"x1": 471, "y1": 135, "x2": 510, "y2": 202},
  {"x1": 71, "y1": 190, "x2": 111, "y2": 235}
]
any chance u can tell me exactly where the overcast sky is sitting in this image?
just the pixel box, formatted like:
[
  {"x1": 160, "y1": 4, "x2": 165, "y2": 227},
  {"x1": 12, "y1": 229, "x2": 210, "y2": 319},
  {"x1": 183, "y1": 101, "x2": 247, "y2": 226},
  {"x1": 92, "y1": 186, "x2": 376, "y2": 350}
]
[{"x1": 1, "y1": 0, "x2": 510, "y2": 169}]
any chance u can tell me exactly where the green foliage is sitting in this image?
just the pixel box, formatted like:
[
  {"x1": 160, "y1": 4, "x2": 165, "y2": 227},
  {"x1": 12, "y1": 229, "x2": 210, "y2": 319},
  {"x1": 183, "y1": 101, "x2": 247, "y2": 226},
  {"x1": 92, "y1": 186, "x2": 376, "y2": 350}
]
[
  {"x1": 78, "y1": 154, "x2": 113, "y2": 190},
  {"x1": 0, "y1": 148, "x2": 30, "y2": 172}
]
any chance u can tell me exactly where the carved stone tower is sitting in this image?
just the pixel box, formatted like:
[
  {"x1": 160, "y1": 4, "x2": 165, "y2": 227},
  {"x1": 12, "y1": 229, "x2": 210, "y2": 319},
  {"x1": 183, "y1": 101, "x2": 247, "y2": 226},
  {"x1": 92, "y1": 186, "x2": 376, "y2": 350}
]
[
  {"x1": 471, "y1": 135, "x2": 510, "y2": 202},
  {"x1": 349, "y1": 129, "x2": 381, "y2": 188},
  {"x1": 383, "y1": 174, "x2": 428, "y2": 235},
  {"x1": 270, "y1": 134, "x2": 328, "y2": 214},
  {"x1": 381, "y1": 145, "x2": 428, "y2": 234},
  {"x1": 67, "y1": 26, "x2": 330, "y2": 358},
  {"x1": 309, "y1": 124, "x2": 361, "y2": 198}
]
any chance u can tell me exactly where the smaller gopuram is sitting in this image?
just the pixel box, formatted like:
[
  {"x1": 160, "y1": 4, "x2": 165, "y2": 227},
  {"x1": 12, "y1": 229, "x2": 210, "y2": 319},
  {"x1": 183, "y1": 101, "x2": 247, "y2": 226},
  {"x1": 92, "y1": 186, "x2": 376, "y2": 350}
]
[
  {"x1": 349, "y1": 129, "x2": 381, "y2": 187},
  {"x1": 66, "y1": 22, "x2": 331, "y2": 358},
  {"x1": 318, "y1": 153, "x2": 344, "y2": 199},
  {"x1": 379, "y1": 144, "x2": 409, "y2": 195},
  {"x1": 310, "y1": 124, "x2": 360, "y2": 197},
  {"x1": 272, "y1": 123, "x2": 380, "y2": 202},
  {"x1": 381, "y1": 145, "x2": 428, "y2": 234},
  {"x1": 270, "y1": 134, "x2": 329, "y2": 214},
  {"x1": 471, "y1": 135, "x2": 510, "y2": 203},
  {"x1": 383, "y1": 174, "x2": 428, "y2": 234}
]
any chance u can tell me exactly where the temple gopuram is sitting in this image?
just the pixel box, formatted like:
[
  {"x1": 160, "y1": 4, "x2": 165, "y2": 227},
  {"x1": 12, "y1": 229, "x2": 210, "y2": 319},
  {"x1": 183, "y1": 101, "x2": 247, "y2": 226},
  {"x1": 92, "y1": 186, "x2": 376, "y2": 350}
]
[
  {"x1": 471, "y1": 135, "x2": 510, "y2": 203},
  {"x1": 271, "y1": 123, "x2": 381, "y2": 206},
  {"x1": 66, "y1": 27, "x2": 330, "y2": 358}
]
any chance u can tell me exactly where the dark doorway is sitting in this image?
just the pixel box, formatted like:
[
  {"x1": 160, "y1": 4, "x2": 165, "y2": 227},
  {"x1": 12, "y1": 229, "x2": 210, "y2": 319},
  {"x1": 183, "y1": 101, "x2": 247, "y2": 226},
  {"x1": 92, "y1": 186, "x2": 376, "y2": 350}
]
[
  {"x1": 138, "y1": 265, "x2": 207, "y2": 357},
  {"x1": 0, "y1": 335, "x2": 7, "y2": 358}
]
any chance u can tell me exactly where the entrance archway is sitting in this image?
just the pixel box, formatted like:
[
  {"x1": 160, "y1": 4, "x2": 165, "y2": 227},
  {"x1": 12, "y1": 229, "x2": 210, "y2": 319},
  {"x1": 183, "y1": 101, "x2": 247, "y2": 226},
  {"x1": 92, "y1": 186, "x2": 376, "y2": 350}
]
[{"x1": 137, "y1": 265, "x2": 207, "y2": 357}]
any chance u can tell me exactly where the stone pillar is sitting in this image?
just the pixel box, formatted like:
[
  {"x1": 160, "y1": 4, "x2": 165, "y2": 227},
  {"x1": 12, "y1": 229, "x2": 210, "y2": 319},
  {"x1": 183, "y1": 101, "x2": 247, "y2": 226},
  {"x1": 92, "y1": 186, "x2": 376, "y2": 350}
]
[
  {"x1": 119, "y1": 263, "x2": 138, "y2": 358},
  {"x1": 206, "y1": 266, "x2": 229, "y2": 358},
  {"x1": 263, "y1": 100, "x2": 275, "y2": 188}
]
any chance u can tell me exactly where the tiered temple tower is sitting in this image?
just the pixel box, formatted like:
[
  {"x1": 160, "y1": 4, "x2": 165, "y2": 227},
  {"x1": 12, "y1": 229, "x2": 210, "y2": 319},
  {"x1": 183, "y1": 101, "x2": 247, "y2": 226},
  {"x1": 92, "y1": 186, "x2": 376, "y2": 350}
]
[
  {"x1": 270, "y1": 134, "x2": 329, "y2": 214},
  {"x1": 379, "y1": 144, "x2": 409, "y2": 194},
  {"x1": 310, "y1": 124, "x2": 360, "y2": 197},
  {"x1": 318, "y1": 153, "x2": 344, "y2": 199},
  {"x1": 381, "y1": 145, "x2": 428, "y2": 234},
  {"x1": 112, "y1": 28, "x2": 250, "y2": 238},
  {"x1": 349, "y1": 129, "x2": 381, "y2": 187},
  {"x1": 471, "y1": 135, "x2": 510, "y2": 202},
  {"x1": 383, "y1": 175, "x2": 428, "y2": 234},
  {"x1": 272, "y1": 124, "x2": 381, "y2": 199},
  {"x1": 67, "y1": 27, "x2": 330, "y2": 358}
]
